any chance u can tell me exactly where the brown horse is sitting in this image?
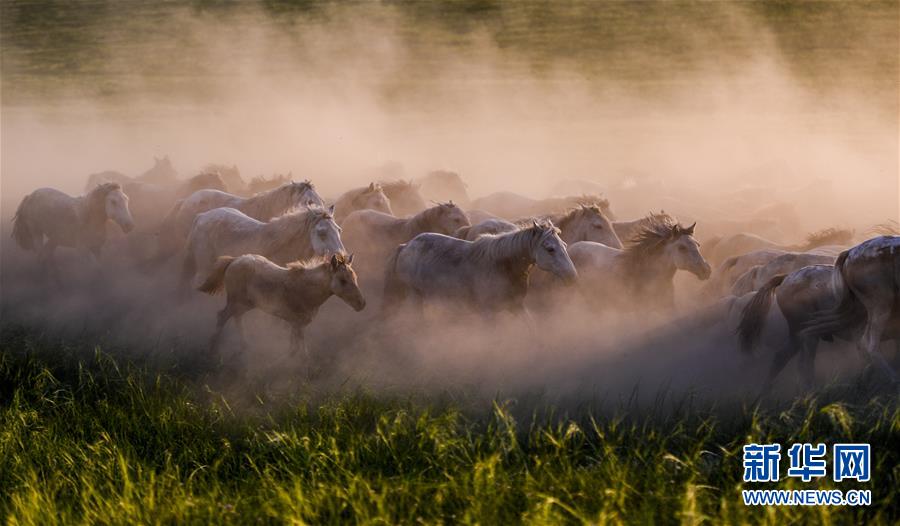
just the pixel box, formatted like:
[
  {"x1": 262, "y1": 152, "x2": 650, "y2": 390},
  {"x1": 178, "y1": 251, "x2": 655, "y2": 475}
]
[{"x1": 199, "y1": 253, "x2": 366, "y2": 361}]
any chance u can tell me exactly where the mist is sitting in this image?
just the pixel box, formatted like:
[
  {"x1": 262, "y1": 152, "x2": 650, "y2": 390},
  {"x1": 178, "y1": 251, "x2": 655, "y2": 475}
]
[{"x1": 2, "y1": 1, "x2": 897, "y2": 406}]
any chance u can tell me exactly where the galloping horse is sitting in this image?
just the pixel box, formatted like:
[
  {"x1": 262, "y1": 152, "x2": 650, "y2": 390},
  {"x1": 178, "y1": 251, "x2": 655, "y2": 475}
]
[
  {"x1": 199, "y1": 253, "x2": 366, "y2": 361},
  {"x1": 382, "y1": 221, "x2": 577, "y2": 319},
  {"x1": 342, "y1": 202, "x2": 469, "y2": 275},
  {"x1": 568, "y1": 216, "x2": 711, "y2": 310},
  {"x1": 182, "y1": 206, "x2": 344, "y2": 290},
  {"x1": 158, "y1": 181, "x2": 325, "y2": 258},
  {"x1": 12, "y1": 182, "x2": 135, "y2": 275}
]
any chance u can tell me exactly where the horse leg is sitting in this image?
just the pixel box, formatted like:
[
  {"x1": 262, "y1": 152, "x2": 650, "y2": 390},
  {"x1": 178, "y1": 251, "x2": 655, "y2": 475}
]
[
  {"x1": 289, "y1": 324, "x2": 312, "y2": 379},
  {"x1": 209, "y1": 304, "x2": 235, "y2": 358},
  {"x1": 858, "y1": 309, "x2": 898, "y2": 384},
  {"x1": 39, "y1": 241, "x2": 61, "y2": 286},
  {"x1": 797, "y1": 336, "x2": 819, "y2": 390},
  {"x1": 759, "y1": 337, "x2": 799, "y2": 397}
]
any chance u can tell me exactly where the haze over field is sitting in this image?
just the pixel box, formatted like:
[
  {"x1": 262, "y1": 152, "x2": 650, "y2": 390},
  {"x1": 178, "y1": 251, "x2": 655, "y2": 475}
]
[{"x1": 1, "y1": 0, "x2": 898, "y2": 401}]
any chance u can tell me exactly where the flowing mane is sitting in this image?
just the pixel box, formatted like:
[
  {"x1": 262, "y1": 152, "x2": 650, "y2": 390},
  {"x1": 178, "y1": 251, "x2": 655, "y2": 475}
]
[
  {"x1": 379, "y1": 180, "x2": 416, "y2": 194},
  {"x1": 265, "y1": 207, "x2": 335, "y2": 254},
  {"x1": 551, "y1": 204, "x2": 610, "y2": 230},
  {"x1": 470, "y1": 222, "x2": 553, "y2": 263},
  {"x1": 802, "y1": 227, "x2": 853, "y2": 250},
  {"x1": 620, "y1": 213, "x2": 680, "y2": 270},
  {"x1": 242, "y1": 181, "x2": 314, "y2": 218}
]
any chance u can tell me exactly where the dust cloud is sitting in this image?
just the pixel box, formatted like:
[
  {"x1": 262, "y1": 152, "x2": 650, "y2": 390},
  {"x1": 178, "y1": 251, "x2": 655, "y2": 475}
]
[{"x1": 1, "y1": 1, "x2": 897, "y2": 405}]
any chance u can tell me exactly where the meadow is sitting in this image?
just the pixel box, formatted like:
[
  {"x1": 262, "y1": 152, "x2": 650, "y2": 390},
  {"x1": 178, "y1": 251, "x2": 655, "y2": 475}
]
[{"x1": 1, "y1": 323, "x2": 897, "y2": 525}]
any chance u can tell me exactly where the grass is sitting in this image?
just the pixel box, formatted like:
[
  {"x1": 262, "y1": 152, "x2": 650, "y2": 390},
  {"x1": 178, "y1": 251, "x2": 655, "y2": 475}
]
[{"x1": 0, "y1": 324, "x2": 898, "y2": 525}]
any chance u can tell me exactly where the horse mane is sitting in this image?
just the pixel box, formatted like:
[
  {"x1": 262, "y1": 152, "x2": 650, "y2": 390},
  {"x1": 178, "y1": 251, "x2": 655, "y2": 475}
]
[
  {"x1": 621, "y1": 213, "x2": 680, "y2": 268},
  {"x1": 554, "y1": 204, "x2": 610, "y2": 230},
  {"x1": 866, "y1": 220, "x2": 899, "y2": 236},
  {"x1": 286, "y1": 252, "x2": 348, "y2": 272},
  {"x1": 470, "y1": 222, "x2": 554, "y2": 263},
  {"x1": 379, "y1": 180, "x2": 418, "y2": 193},
  {"x1": 266, "y1": 207, "x2": 333, "y2": 248},
  {"x1": 348, "y1": 183, "x2": 385, "y2": 205},
  {"x1": 184, "y1": 172, "x2": 226, "y2": 193},
  {"x1": 802, "y1": 228, "x2": 853, "y2": 250}
]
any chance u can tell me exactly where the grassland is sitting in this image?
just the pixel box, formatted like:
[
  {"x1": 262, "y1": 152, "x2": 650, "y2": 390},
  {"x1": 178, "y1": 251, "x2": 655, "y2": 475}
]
[{"x1": 1, "y1": 323, "x2": 897, "y2": 525}]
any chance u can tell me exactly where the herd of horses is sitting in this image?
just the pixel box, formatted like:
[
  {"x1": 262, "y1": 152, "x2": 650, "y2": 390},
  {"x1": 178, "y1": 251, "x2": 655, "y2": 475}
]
[{"x1": 9, "y1": 157, "x2": 900, "y2": 393}]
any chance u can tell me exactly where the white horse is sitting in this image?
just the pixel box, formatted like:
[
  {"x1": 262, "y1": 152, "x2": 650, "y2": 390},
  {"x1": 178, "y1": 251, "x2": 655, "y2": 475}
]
[
  {"x1": 457, "y1": 205, "x2": 622, "y2": 249},
  {"x1": 705, "y1": 228, "x2": 853, "y2": 267},
  {"x1": 159, "y1": 181, "x2": 325, "y2": 256},
  {"x1": 181, "y1": 206, "x2": 344, "y2": 290},
  {"x1": 332, "y1": 182, "x2": 393, "y2": 223},
  {"x1": 730, "y1": 252, "x2": 835, "y2": 296},
  {"x1": 12, "y1": 183, "x2": 135, "y2": 275},
  {"x1": 382, "y1": 221, "x2": 577, "y2": 317},
  {"x1": 567, "y1": 216, "x2": 710, "y2": 309},
  {"x1": 470, "y1": 191, "x2": 614, "y2": 220},
  {"x1": 342, "y1": 202, "x2": 469, "y2": 274},
  {"x1": 801, "y1": 236, "x2": 900, "y2": 384},
  {"x1": 703, "y1": 244, "x2": 847, "y2": 300},
  {"x1": 199, "y1": 253, "x2": 366, "y2": 361},
  {"x1": 737, "y1": 265, "x2": 839, "y2": 394}
]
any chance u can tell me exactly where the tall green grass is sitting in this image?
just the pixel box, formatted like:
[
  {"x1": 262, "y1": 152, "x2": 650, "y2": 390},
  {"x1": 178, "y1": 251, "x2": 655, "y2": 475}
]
[{"x1": 1, "y1": 325, "x2": 897, "y2": 525}]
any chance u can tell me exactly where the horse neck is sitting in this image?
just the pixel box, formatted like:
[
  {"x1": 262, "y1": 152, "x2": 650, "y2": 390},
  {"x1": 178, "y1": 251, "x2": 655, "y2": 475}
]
[
  {"x1": 263, "y1": 215, "x2": 312, "y2": 256},
  {"x1": 242, "y1": 186, "x2": 290, "y2": 218},
  {"x1": 621, "y1": 243, "x2": 677, "y2": 289},
  {"x1": 478, "y1": 228, "x2": 537, "y2": 267},
  {"x1": 401, "y1": 208, "x2": 438, "y2": 238},
  {"x1": 288, "y1": 265, "x2": 333, "y2": 307},
  {"x1": 76, "y1": 193, "x2": 107, "y2": 228},
  {"x1": 551, "y1": 212, "x2": 580, "y2": 243}
]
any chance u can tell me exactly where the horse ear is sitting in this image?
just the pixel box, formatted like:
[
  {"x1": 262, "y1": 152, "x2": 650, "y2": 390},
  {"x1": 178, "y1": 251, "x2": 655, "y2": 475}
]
[
  {"x1": 347, "y1": 253, "x2": 354, "y2": 264},
  {"x1": 684, "y1": 222, "x2": 696, "y2": 235},
  {"x1": 330, "y1": 254, "x2": 339, "y2": 269},
  {"x1": 368, "y1": 182, "x2": 376, "y2": 191},
  {"x1": 671, "y1": 225, "x2": 681, "y2": 237},
  {"x1": 328, "y1": 204, "x2": 335, "y2": 215}
]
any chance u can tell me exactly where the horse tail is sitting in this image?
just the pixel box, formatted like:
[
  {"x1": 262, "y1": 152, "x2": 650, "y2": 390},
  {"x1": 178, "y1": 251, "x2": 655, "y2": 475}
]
[
  {"x1": 381, "y1": 244, "x2": 408, "y2": 315},
  {"x1": 736, "y1": 274, "x2": 786, "y2": 354},
  {"x1": 197, "y1": 256, "x2": 235, "y2": 295},
  {"x1": 800, "y1": 250, "x2": 864, "y2": 339},
  {"x1": 11, "y1": 193, "x2": 35, "y2": 251}
]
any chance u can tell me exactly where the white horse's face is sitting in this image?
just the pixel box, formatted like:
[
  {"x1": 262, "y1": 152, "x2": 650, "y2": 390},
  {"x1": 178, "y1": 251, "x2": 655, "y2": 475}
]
[
  {"x1": 666, "y1": 227, "x2": 711, "y2": 280},
  {"x1": 295, "y1": 183, "x2": 326, "y2": 209},
  {"x1": 311, "y1": 215, "x2": 345, "y2": 256},
  {"x1": 533, "y1": 228, "x2": 578, "y2": 283},
  {"x1": 106, "y1": 189, "x2": 135, "y2": 232},
  {"x1": 577, "y1": 211, "x2": 623, "y2": 249},
  {"x1": 363, "y1": 190, "x2": 393, "y2": 215},
  {"x1": 435, "y1": 205, "x2": 470, "y2": 235}
]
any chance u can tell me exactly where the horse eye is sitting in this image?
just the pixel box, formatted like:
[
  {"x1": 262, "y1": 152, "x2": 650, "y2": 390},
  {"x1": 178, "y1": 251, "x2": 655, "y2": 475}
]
[{"x1": 546, "y1": 247, "x2": 556, "y2": 253}]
